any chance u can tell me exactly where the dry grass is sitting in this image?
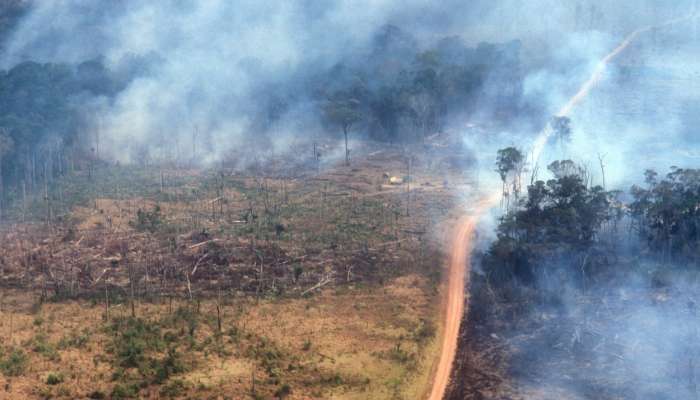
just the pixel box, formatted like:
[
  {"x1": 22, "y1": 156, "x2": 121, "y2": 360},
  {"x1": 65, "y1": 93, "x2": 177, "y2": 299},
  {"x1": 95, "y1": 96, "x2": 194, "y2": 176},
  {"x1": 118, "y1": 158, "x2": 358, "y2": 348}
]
[
  {"x1": 0, "y1": 273, "x2": 439, "y2": 399},
  {"x1": 0, "y1": 140, "x2": 475, "y2": 399}
]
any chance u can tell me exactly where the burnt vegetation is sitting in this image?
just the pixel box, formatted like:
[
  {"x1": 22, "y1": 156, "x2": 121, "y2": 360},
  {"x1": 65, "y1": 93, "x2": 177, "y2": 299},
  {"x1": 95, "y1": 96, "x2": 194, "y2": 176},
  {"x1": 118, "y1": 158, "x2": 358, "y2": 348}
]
[
  {"x1": 0, "y1": 134, "x2": 458, "y2": 397},
  {"x1": 0, "y1": 23, "x2": 507, "y2": 399},
  {"x1": 449, "y1": 149, "x2": 700, "y2": 399},
  {"x1": 481, "y1": 161, "x2": 700, "y2": 297}
]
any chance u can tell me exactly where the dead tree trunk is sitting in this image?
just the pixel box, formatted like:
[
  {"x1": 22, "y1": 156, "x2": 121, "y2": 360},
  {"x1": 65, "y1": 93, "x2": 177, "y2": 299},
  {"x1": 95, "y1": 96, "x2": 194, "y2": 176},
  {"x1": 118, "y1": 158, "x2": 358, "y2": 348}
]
[
  {"x1": 128, "y1": 263, "x2": 136, "y2": 318},
  {"x1": 343, "y1": 125, "x2": 349, "y2": 166},
  {"x1": 0, "y1": 153, "x2": 4, "y2": 221},
  {"x1": 44, "y1": 161, "x2": 51, "y2": 229},
  {"x1": 598, "y1": 152, "x2": 607, "y2": 189},
  {"x1": 406, "y1": 156, "x2": 412, "y2": 217}
]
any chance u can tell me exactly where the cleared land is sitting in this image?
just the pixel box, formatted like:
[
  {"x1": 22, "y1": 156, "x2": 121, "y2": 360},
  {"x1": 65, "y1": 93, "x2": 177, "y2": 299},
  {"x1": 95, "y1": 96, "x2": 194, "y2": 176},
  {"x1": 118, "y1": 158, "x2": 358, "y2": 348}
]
[{"x1": 0, "y1": 139, "x2": 474, "y2": 399}]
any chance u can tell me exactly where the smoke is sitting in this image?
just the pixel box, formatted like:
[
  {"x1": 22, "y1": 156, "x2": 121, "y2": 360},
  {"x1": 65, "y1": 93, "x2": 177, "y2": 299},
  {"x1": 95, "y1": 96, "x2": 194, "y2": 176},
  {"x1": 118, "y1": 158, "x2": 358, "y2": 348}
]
[
  {"x1": 2, "y1": 1, "x2": 700, "y2": 397},
  {"x1": 1, "y1": 1, "x2": 406, "y2": 164},
  {"x1": 2, "y1": 0, "x2": 696, "y2": 167},
  {"x1": 455, "y1": 4, "x2": 700, "y2": 400},
  {"x1": 0, "y1": 0, "x2": 503, "y2": 165},
  {"x1": 456, "y1": 2, "x2": 700, "y2": 192}
]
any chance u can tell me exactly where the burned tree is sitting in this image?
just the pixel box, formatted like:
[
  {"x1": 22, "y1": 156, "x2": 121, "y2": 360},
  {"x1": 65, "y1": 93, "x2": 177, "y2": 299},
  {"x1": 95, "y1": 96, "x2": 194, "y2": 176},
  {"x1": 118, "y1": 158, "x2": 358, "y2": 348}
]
[
  {"x1": 551, "y1": 116, "x2": 572, "y2": 154},
  {"x1": 324, "y1": 91, "x2": 362, "y2": 166},
  {"x1": 0, "y1": 130, "x2": 13, "y2": 220}
]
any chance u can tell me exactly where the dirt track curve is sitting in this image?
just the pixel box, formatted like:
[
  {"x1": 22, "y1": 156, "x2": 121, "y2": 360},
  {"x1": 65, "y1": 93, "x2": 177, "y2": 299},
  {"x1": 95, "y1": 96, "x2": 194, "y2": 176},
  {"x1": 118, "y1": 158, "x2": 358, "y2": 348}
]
[{"x1": 428, "y1": 197, "x2": 497, "y2": 400}]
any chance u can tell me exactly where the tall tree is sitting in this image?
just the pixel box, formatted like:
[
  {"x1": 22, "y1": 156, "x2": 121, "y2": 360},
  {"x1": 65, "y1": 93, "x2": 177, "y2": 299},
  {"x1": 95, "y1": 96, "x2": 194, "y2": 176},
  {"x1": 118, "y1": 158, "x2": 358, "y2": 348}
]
[
  {"x1": 324, "y1": 92, "x2": 362, "y2": 166},
  {"x1": 630, "y1": 167, "x2": 700, "y2": 264},
  {"x1": 496, "y1": 147, "x2": 525, "y2": 209},
  {"x1": 485, "y1": 164, "x2": 610, "y2": 286},
  {"x1": 0, "y1": 129, "x2": 14, "y2": 220},
  {"x1": 551, "y1": 116, "x2": 572, "y2": 152}
]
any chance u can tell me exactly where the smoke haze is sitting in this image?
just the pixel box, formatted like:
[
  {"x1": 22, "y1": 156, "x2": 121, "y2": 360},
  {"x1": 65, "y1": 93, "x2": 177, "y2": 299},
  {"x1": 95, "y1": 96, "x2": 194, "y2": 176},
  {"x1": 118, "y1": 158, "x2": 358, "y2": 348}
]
[
  {"x1": 1, "y1": 2, "x2": 700, "y2": 399},
  {"x1": 1, "y1": 0, "x2": 697, "y2": 172}
]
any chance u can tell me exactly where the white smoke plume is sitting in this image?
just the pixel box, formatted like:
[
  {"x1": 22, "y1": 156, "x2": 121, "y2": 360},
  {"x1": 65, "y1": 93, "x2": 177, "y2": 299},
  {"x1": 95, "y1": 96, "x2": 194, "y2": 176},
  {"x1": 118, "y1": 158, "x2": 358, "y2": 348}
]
[{"x1": 2, "y1": 0, "x2": 697, "y2": 169}]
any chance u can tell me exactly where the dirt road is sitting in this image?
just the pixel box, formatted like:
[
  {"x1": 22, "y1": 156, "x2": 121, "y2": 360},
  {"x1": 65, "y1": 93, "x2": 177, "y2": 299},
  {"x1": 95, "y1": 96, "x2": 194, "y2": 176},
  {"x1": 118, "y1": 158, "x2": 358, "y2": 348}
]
[{"x1": 428, "y1": 196, "x2": 498, "y2": 400}]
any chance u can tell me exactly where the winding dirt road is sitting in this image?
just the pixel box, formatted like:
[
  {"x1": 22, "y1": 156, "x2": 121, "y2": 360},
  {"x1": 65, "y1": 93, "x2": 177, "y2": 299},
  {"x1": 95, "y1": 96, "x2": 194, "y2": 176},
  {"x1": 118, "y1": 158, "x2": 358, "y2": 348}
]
[{"x1": 428, "y1": 196, "x2": 498, "y2": 400}]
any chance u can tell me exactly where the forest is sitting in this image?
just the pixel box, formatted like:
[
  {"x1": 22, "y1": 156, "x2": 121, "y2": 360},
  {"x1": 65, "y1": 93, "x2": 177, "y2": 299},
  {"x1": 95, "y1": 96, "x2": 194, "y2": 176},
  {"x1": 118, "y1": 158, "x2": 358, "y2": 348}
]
[
  {"x1": 449, "y1": 153, "x2": 700, "y2": 399},
  {"x1": 482, "y1": 156, "x2": 700, "y2": 295},
  {"x1": 0, "y1": 23, "x2": 526, "y2": 222}
]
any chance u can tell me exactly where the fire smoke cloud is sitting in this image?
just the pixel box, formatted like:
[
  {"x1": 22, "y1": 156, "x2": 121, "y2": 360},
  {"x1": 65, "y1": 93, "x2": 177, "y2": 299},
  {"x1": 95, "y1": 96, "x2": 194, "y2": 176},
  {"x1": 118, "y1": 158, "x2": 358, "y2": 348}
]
[
  {"x1": 2, "y1": 2, "x2": 700, "y2": 398},
  {"x1": 2, "y1": 0, "x2": 697, "y2": 168}
]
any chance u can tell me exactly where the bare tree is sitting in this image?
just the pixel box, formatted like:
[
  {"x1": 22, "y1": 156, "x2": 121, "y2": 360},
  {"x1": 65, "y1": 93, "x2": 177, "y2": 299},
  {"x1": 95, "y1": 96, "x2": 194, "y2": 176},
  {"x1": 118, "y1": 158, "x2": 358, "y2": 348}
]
[
  {"x1": 0, "y1": 129, "x2": 14, "y2": 221},
  {"x1": 408, "y1": 92, "x2": 433, "y2": 143},
  {"x1": 597, "y1": 152, "x2": 607, "y2": 189},
  {"x1": 192, "y1": 124, "x2": 199, "y2": 165},
  {"x1": 324, "y1": 92, "x2": 361, "y2": 166},
  {"x1": 551, "y1": 116, "x2": 572, "y2": 156}
]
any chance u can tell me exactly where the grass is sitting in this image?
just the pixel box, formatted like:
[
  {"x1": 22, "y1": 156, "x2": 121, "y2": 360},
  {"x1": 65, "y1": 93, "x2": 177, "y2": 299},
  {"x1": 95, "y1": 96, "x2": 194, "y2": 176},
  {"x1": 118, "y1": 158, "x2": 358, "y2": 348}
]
[
  {"x1": 159, "y1": 378, "x2": 188, "y2": 398},
  {"x1": 0, "y1": 275, "x2": 439, "y2": 398},
  {"x1": 0, "y1": 146, "x2": 467, "y2": 398},
  {"x1": 26, "y1": 332, "x2": 60, "y2": 361},
  {"x1": 104, "y1": 314, "x2": 193, "y2": 395},
  {"x1": 110, "y1": 383, "x2": 139, "y2": 399},
  {"x1": 45, "y1": 372, "x2": 64, "y2": 385},
  {"x1": 58, "y1": 328, "x2": 91, "y2": 349},
  {"x1": 0, "y1": 348, "x2": 28, "y2": 376}
]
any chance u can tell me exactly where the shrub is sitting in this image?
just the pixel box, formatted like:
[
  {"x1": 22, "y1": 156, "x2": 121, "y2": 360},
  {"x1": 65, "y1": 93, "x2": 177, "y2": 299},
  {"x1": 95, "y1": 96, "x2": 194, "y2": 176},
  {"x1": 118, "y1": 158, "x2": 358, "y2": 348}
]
[
  {"x1": 58, "y1": 329, "x2": 91, "y2": 349},
  {"x1": 293, "y1": 265, "x2": 304, "y2": 282},
  {"x1": 46, "y1": 372, "x2": 64, "y2": 385},
  {"x1": 385, "y1": 341, "x2": 416, "y2": 368},
  {"x1": 111, "y1": 383, "x2": 139, "y2": 399},
  {"x1": 301, "y1": 338, "x2": 312, "y2": 351},
  {"x1": 274, "y1": 383, "x2": 292, "y2": 399},
  {"x1": 0, "y1": 348, "x2": 28, "y2": 376},
  {"x1": 130, "y1": 206, "x2": 163, "y2": 232},
  {"x1": 413, "y1": 318, "x2": 435, "y2": 344},
  {"x1": 153, "y1": 347, "x2": 188, "y2": 384},
  {"x1": 159, "y1": 379, "x2": 188, "y2": 398},
  {"x1": 108, "y1": 317, "x2": 191, "y2": 386},
  {"x1": 29, "y1": 333, "x2": 60, "y2": 360},
  {"x1": 109, "y1": 317, "x2": 164, "y2": 369},
  {"x1": 163, "y1": 306, "x2": 198, "y2": 339},
  {"x1": 88, "y1": 390, "x2": 106, "y2": 399},
  {"x1": 320, "y1": 373, "x2": 343, "y2": 387}
]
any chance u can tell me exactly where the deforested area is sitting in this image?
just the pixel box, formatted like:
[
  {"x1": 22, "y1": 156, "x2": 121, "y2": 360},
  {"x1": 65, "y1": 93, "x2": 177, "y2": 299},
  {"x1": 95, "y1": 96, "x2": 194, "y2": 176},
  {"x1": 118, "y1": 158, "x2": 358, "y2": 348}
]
[
  {"x1": 0, "y1": 138, "x2": 477, "y2": 399},
  {"x1": 0, "y1": 1, "x2": 699, "y2": 400}
]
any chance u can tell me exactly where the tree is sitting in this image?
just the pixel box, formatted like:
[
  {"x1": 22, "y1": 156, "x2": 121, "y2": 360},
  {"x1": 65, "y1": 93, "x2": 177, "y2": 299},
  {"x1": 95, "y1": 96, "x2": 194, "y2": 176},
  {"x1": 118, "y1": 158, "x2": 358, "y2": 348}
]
[
  {"x1": 484, "y1": 163, "x2": 611, "y2": 287},
  {"x1": 369, "y1": 87, "x2": 404, "y2": 142},
  {"x1": 406, "y1": 67, "x2": 440, "y2": 142},
  {"x1": 547, "y1": 159, "x2": 586, "y2": 180},
  {"x1": 0, "y1": 129, "x2": 14, "y2": 220},
  {"x1": 407, "y1": 91, "x2": 433, "y2": 142},
  {"x1": 496, "y1": 147, "x2": 525, "y2": 209},
  {"x1": 324, "y1": 91, "x2": 362, "y2": 166},
  {"x1": 551, "y1": 116, "x2": 572, "y2": 152},
  {"x1": 630, "y1": 167, "x2": 700, "y2": 264}
]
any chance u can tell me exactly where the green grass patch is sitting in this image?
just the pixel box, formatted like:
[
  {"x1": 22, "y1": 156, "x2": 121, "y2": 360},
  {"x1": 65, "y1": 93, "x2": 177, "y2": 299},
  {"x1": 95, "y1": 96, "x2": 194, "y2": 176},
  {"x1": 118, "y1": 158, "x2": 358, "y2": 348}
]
[{"x1": 0, "y1": 347, "x2": 28, "y2": 376}]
